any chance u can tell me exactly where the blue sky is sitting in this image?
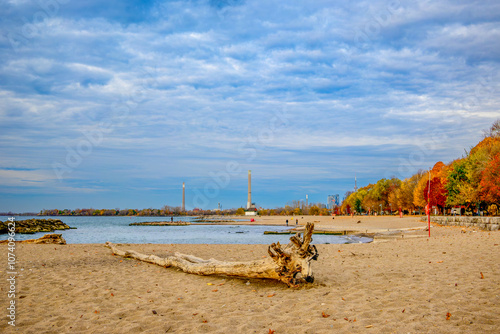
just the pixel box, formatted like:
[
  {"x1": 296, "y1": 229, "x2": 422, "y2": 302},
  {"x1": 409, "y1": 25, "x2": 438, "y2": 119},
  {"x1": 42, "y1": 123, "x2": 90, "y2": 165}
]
[{"x1": 1, "y1": 0, "x2": 499, "y2": 212}]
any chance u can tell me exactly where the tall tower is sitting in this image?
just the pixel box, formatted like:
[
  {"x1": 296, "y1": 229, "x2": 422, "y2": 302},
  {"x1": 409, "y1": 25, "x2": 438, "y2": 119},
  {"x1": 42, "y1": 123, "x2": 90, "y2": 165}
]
[
  {"x1": 306, "y1": 194, "x2": 308, "y2": 207},
  {"x1": 182, "y1": 182, "x2": 185, "y2": 212},
  {"x1": 247, "y1": 170, "x2": 252, "y2": 209},
  {"x1": 354, "y1": 174, "x2": 358, "y2": 192}
]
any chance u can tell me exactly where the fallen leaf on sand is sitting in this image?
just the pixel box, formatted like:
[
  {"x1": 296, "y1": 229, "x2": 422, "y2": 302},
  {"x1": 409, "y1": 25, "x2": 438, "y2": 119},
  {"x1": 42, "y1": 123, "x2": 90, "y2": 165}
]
[
  {"x1": 207, "y1": 283, "x2": 214, "y2": 286},
  {"x1": 110, "y1": 293, "x2": 114, "y2": 297},
  {"x1": 365, "y1": 325, "x2": 373, "y2": 328},
  {"x1": 446, "y1": 312, "x2": 451, "y2": 320},
  {"x1": 193, "y1": 313, "x2": 198, "y2": 316},
  {"x1": 152, "y1": 310, "x2": 157, "y2": 314},
  {"x1": 402, "y1": 309, "x2": 405, "y2": 313},
  {"x1": 202, "y1": 320, "x2": 208, "y2": 323},
  {"x1": 322, "y1": 312, "x2": 330, "y2": 318},
  {"x1": 341, "y1": 297, "x2": 345, "y2": 301},
  {"x1": 268, "y1": 330, "x2": 275, "y2": 334},
  {"x1": 480, "y1": 272, "x2": 484, "y2": 279},
  {"x1": 268, "y1": 293, "x2": 276, "y2": 297},
  {"x1": 212, "y1": 289, "x2": 218, "y2": 292}
]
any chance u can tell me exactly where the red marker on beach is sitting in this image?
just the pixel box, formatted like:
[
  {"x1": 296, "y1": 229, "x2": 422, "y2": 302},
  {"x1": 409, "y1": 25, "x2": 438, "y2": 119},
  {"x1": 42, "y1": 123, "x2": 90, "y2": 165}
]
[{"x1": 427, "y1": 169, "x2": 431, "y2": 237}]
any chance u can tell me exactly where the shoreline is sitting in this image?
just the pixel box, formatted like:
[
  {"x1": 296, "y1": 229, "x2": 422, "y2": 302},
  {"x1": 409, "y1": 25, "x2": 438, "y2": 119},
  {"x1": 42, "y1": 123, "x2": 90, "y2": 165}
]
[{"x1": 1, "y1": 224, "x2": 498, "y2": 333}]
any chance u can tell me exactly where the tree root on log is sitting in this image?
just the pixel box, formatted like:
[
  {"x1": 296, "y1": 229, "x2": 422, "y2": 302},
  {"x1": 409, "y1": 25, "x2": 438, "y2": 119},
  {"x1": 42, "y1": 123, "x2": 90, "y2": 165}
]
[{"x1": 105, "y1": 222, "x2": 318, "y2": 287}]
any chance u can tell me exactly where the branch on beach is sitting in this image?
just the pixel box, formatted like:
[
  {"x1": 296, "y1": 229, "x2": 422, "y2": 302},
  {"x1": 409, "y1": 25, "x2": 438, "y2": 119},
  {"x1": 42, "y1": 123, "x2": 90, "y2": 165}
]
[{"x1": 105, "y1": 222, "x2": 318, "y2": 287}]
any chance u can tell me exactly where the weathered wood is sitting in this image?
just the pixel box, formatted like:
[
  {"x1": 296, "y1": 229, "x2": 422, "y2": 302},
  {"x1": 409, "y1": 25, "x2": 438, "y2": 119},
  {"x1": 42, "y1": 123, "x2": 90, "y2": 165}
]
[
  {"x1": 0, "y1": 233, "x2": 66, "y2": 244},
  {"x1": 105, "y1": 222, "x2": 318, "y2": 287}
]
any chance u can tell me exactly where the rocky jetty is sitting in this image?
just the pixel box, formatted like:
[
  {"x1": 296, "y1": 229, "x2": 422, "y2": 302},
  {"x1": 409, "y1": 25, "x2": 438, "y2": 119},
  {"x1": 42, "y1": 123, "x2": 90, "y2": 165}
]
[
  {"x1": 0, "y1": 219, "x2": 75, "y2": 234},
  {"x1": 129, "y1": 221, "x2": 191, "y2": 226},
  {"x1": 0, "y1": 233, "x2": 66, "y2": 244}
]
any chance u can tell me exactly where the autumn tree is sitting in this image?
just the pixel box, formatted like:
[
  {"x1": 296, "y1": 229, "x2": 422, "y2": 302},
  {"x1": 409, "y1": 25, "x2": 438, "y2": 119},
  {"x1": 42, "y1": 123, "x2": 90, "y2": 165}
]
[
  {"x1": 362, "y1": 178, "x2": 400, "y2": 212},
  {"x1": 424, "y1": 177, "x2": 447, "y2": 212},
  {"x1": 309, "y1": 206, "x2": 320, "y2": 215},
  {"x1": 396, "y1": 171, "x2": 425, "y2": 213},
  {"x1": 485, "y1": 118, "x2": 500, "y2": 138},
  {"x1": 479, "y1": 153, "x2": 500, "y2": 203}
]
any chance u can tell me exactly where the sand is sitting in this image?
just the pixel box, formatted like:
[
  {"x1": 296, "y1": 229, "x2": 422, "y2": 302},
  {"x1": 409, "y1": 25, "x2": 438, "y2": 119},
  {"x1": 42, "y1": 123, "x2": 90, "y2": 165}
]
[{"x1": 1, "y1": 216, "x2": 499, "y2": 333}]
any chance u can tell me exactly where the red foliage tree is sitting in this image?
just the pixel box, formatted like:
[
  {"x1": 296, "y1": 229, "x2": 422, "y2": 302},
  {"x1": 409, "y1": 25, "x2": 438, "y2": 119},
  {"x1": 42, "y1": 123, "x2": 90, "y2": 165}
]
[
  {"x1": 424, "y1": 177, "x2": 447, "y2": 210},
  {"x1": 479, "y1": 153, "x2": 500, "y2": 203}
]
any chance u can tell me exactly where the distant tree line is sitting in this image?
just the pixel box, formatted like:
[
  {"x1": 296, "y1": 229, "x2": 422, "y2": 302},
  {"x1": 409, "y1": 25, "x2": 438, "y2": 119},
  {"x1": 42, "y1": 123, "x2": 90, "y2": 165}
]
[
  {"x1": 341, "y1": 119, "x2": 500, "y2": 216},
  {"x1": 37, "y1": 206, "x2": 236, "y2": 217}
]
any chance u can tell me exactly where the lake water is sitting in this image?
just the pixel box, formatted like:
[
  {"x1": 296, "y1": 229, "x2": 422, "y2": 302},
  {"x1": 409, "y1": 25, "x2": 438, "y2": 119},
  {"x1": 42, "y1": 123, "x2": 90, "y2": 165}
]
[{"x1": 0, "y1": 216, "x2": 372, "y2": 244}]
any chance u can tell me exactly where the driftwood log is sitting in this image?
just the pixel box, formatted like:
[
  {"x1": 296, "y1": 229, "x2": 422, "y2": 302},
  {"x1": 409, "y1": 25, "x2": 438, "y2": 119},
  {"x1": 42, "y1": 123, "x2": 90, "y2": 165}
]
[
  {"x1": 105, "y1": 222, "x2": 318, "y2": 287},
  {"x1": 0, "y1": 233, "x2": 66, "y2": 244}
]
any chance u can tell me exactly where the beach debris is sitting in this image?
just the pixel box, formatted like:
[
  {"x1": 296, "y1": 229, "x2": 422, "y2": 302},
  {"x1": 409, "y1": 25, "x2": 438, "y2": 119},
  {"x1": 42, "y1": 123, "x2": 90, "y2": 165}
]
[
  {"x1": 446, "y1": 312, "x2": 452, "y2": 320},
  {"x1": 480, "y1": 272, "x2": 485, "y2": 279},
  {"x1": 105, "y1": 222, "x2": 319, "y2": 287},
  {"x1": 268, "y1": 330, "x2": 275, "y2": 334},
  {"x1": 321, "y1": 312, "x2": 330, "y2": 318},
  {"x1": 0, "y1": 233, "x2": 66, "y2": 244}
]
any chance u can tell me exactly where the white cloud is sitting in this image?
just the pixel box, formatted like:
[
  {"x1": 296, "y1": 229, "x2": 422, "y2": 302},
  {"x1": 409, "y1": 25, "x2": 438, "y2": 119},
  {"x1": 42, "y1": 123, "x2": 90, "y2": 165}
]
[{"x1": 1, "y1": 0, "x2": 499, "y2": 210}]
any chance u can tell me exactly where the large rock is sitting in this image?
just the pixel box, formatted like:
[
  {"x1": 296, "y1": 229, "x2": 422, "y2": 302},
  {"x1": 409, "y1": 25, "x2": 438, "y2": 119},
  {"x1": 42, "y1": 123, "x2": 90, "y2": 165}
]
[{"x1": 0, "y1": 219, "x2": 74, "y2": 234}]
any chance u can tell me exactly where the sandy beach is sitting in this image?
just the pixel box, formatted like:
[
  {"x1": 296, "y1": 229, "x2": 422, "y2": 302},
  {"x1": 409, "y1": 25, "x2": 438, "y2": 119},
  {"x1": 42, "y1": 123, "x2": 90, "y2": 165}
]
[{"x1": 1, "y1": 216, "x2": 499, "y2": 333}]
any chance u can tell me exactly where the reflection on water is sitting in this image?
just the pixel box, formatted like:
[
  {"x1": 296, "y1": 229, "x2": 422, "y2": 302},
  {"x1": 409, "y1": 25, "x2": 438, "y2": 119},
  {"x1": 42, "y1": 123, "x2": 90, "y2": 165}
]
[{"x1": 0, "y1": 216, "x2": 372, "y2": 244}]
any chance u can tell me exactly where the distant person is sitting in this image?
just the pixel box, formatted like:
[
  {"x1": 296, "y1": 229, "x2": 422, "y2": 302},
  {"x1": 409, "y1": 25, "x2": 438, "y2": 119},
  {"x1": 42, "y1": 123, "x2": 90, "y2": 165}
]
[
  {"x1": 296, "y1": 219, "x2": 298, "y2": 225},
  {"x1": 286, "y1": 219, "x2": 288, "y2": 226},
  {"x1": 171, "y1": 217, "x2": 173, "y2": 222}
]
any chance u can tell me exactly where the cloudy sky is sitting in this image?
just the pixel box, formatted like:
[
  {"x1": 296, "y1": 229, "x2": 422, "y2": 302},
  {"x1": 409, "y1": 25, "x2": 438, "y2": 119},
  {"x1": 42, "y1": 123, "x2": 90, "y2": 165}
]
[{"x1": 1, "y1": 0, "x2": 499, "y2": 212}]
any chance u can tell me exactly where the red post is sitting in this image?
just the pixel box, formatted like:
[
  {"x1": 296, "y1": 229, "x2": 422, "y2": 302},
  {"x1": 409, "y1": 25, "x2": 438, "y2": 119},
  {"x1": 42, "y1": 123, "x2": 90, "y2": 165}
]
[
  {"x1": 427, "y1": 207, "x2": 431, "y2": 237},
  {"x1": 427, "y1": 169, "x2": 431, "y2": 237}
]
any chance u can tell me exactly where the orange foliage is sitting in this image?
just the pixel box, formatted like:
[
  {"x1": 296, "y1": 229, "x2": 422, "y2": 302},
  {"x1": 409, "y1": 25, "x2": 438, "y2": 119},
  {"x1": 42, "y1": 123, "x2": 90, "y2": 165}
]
[
  {"x1": 470, "y1": 136, "x2": 500, "y2": 156},
  {"x1": 431, "y1": 161, "x2": 449, "y2": 180},
  {"x1": 480, "y1": 153, "x2": 500, "y2": 203}
]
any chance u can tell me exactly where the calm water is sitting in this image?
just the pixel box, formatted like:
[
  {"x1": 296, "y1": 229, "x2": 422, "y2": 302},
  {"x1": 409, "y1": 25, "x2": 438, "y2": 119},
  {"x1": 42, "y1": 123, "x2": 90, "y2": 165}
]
[{"x1": 0, "y1": 216, "x2": 372, "y2": 244}]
